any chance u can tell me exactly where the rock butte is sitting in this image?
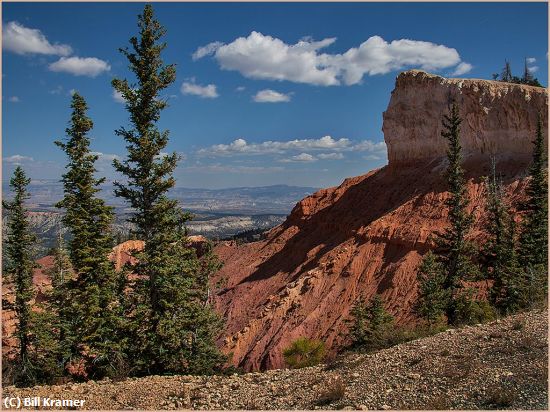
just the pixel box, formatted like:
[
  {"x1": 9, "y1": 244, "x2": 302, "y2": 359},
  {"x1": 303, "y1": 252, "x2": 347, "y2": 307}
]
[{"x1": 211, "y1": 70, "x2": 548, "y2": 371}]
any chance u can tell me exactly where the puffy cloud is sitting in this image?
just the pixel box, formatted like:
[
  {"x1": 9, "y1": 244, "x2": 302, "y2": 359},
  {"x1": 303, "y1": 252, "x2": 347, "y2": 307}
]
[
  {"x1": 280, "y1": 153, "x2": 317, "y2": 162},
  {"x1": 4, "y1": 154, "x2": 34, "y2": 164},
  {"x1": 253, "y1": 89, "x2": 291, "y2": 103},
  {"x1": 529, "y1": 66, "x2": 539, "y2": 73},
  {"x1": 49, "y1": 56, "x2": 111, "y2": 77},
  {"x1": 236, "y1": 86, "x2": 246, "y2": 92},
  {"x1": 526, "y1": 57, "x2": 537, "y2": 64},
  {"x1": 352, "y1": 140, "x2": 387, "y2": 152},
  {"x1": 318, "y1": 152, "x2": 344, "y2": 160},
  {"x1": 451, "y1": 62, "x2": 473, "y2": 76},
  {"x1": 192, "y1": 41, "x2": 224, "y2": 60},
  {"x1": 198, "y1": 135, "x2": 353, "y2": 156},
  {"x1": 112, "y1": 89, "x2": 126, "y2": 103},
  {"x1": 2, "y1": 21, "x2": 72, "y2": 56},
  {"x1": 8, "y1": 96, "x2": 20, "y2": 103},
  {"x1": 91, "y1": 152, "x2": 120, "y2": 161},
  {"x1": 181, "y1": 80, "x2": 219, "y2": 98},
  {"x1": 196, "y1": 31, "x2": 465, "y2": 86}
]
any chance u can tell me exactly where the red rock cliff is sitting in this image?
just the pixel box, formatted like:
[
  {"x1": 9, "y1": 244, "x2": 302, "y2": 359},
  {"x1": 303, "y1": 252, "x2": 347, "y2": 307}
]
[{"x1": 212, "y1": 71, "x2": 548, "y2": 371}]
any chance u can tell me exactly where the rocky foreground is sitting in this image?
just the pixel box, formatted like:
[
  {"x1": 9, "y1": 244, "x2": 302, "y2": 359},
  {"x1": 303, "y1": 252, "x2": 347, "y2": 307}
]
[{"x1": 4, "y1": 309, "x2": 548, "y2": 410}]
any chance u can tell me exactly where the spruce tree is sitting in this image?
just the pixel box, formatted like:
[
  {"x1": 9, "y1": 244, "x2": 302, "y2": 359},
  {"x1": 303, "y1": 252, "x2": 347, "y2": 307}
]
[
  {"x1": 112, "y1": 4, "x2": 225, "y2": 375},
  {"x1": 3, "y1": 166, "x2": 38, "y2": 385},
  {"x1": 55, "y1": 92, "x2": 124, "y2": 380},
  {"x1": 415, "y1": 251, "x2": 447, "y2": 324},
  {"x1": 350, "y1": 294, "x2": 394, "y2": 351},
  {"x1": 518, "y1": 114, "x2": 548, "y2": 306},
  {"x1": 41, "y1": 232, "x2": 74, "y2": 368},
  {"x1": 522, "y1": 58, "x2": 534, "y2": 85},
  {"x1": 501, "y1": 60, "x2": 513, "y2": 83},
  {"x1": 435, "y1": 103, "x2": 480, "y2": 324},
  {"x1": 481, "y1": 161, "x2": 523, "y2": 314}
]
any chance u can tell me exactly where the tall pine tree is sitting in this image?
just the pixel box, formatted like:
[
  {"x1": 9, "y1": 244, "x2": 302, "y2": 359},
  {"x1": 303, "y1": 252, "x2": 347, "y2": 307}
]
[
  {"x1": 437, "y1": 102, "x2": 480, "y2": 323},
  {"x1": 55, "y1": 92, "x2": 124, "y2": 380},
  {"x1": 481, "y1": 160, "x2": 522, "y2": 314},
  {"x1": 416, "y1": 103, "x2": 480, "y2": 325},
  {"x1": 518, "y1": 114, "x2": 548, "y2": 305},
  {"x1": 3, "y1": 166, "x2": 38, "y2": 385},
  {"x1": 112, "y1": 4, "x2": 225, "y2": 375}
]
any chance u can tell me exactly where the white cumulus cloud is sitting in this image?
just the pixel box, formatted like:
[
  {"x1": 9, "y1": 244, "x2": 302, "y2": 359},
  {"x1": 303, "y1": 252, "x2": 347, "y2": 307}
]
[
  {"x1": 4, "y1": 154, "x2": 34, "y2": 164},
  {"x1": 195, "y1": 31, "x2": 465, "y2": 86},
  {"x1": 526, "y1": 57, "x2": 537, "y2": 64},
  {"x1": 91, "y1": 152, "x2": 120, "y2": 162},
  {"x1": 253, "y1": 89, "x2": 291, "y2": 103},
  {"x1": 280, "y1": 153, "x2": 317, "y2": 162},
  {"x1": 451, "y1": 62, "x2": 473, "y2": 76},
  {"x1": 197, "y1": 135, "x2": 385, "y2": 157},
  {"x1": 181, "y1": 80, "x2": 219, "y2": 98},
  {"x1": 49, "y1": 56, "x2": 111, "y2": 77},
  {"x1": 2, "y1": 21, "x2": 72, "y2": 56},
  {"x1": 112, "y1": 89, "x2": 126, "y2": 103},
  {"x1": 8, "y1": 96, "x2": 20, "y2": 103},
  {"x1": 192, "y1": 41, "x2": 224, "y2": 61},
  {"x1": 318, "y1": 152, "x2": 344, "y2": 160}
]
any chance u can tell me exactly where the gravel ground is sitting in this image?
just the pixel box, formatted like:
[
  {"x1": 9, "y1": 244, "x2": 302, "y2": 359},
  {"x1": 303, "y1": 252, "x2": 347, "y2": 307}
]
[{"x1": 4, "y1": 309, "x2": 548, "y2": 410}]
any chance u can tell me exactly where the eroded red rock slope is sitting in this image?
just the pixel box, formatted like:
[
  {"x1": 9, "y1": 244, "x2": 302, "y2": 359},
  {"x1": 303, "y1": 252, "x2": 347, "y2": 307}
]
[{"x1": 211, "y1": 71, "x2": 548, "y2": 371}]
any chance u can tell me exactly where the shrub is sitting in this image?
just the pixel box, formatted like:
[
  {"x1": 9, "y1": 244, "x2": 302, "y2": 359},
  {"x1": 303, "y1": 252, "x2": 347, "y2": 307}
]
[
  {"x1": 316, "y1": 376, "x2": 345, "y2": 406},
  {"x1": 511, "y1": 319, "x2": 524, "y2": 331},
  {"x1": 283, "y1": 337, "x2": 326, "y2": 369},
  {"x1": 350, "y1": 294, "x2": 394, "y2": 351},
  {"x1": 452, "y1": 289, "x2": 496, "y2": 325}
]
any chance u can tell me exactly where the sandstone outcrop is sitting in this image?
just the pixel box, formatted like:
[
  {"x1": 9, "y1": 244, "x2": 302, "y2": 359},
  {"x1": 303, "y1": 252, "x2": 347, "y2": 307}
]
[
  {"x1": 211, "y1": 71, "x2": 547, "y2": 371},
  {"x1": 384, "y1": 70, "x2": 548, "y2": 166}
]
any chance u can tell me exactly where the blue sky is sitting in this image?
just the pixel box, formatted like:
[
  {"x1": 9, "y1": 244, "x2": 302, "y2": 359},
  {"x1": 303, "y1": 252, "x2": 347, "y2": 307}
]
[{"x1": 2, "y1": 2, "x2": 548, "y2": 189}]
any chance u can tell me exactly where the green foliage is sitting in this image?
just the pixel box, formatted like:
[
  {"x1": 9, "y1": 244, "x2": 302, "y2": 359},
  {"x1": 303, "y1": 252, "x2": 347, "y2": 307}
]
[
  {"x1": 350, "y1": 294, "x2": 395, "y2": 351},
  {"x1": 435, "y1": 102, "x2": 480, "y2": 324},
  {"x1": 415, "y1": 251, "x2": 448, "y2": 324},
  {"x1": 519, "y1": 115, "x2": 548, "y2": 269},
  {"x1": 481, "y1": 162, "x2": 524, "y2": 314},
  {"x1": 54, "y1": 92, "x2": 125, "y2": 380},
  {"x1": 2, "y1": 166, "x2": 38, "y2": 386},
  {"x1": 283, "y1": 337, "x2": 326, "y2": 368},
  {"x1": 496, "y1": 60, "x2": 543, "y2": 87},
  {"x1": 451, "y1": 289, "x2": 496, "y2": 326},
  {"x1": 112, "y1": 4, "x2": 225, "y2": 375}
]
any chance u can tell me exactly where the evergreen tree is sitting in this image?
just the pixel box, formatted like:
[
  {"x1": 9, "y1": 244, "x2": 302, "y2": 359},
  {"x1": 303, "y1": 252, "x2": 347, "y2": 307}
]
[
  {"x1": 436, "y1": 102, "x2": 480, "y2": 324},
  {"x1": 350, "y1": 294, "x2": 394, "y2": 351},
  {"x1": 501, "y1": 60, "x2": 513, "y2": 83},
  {"x1": 41, "y1": 232, "x2": 74, "y2": 368},
  {"x1": 522, "y1": 58, "x2": 534, "y2": 84},
  {"x1": 481, "y1": 162, "x2": 523, "y2": 314},
  {"x1": 112, "y1": 4, "x2": 225, "y2": 375},
  {"x1": 415, "y1": 251, "x2": 447, "y2": 324},
  {"x1": 55, "y1": 92, "x2": 124, "y2": 380},
  {"x1": 518, "y1": 114, "x2": 548, "y2": 305},
  {"x1": 3, "y1": 166, "x2": 38, "y2": 385}
]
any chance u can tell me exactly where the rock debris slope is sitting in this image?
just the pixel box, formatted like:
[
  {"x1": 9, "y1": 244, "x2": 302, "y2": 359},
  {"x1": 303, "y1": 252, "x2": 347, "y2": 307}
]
[
  {"x1": 5, "y1": 309, "x2": 547, "y2": 410},
  {"x1": 211, "y1": 70, "x2": 548, "y2": 371}
]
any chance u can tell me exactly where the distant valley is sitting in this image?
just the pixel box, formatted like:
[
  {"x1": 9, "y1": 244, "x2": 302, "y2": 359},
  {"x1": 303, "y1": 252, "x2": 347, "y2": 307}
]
[{"x1": 2, "y1": 181, "x2": 318, "y2": 256}]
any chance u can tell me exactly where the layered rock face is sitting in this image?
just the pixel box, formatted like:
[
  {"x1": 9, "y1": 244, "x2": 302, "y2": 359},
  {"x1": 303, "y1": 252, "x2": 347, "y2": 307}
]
[
  {"x1": 212, "y1": 71, "x2": 547, "y2": 371},
  {"x1": 384, "y1": 70, "x2": 548, "y2": 166}
]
